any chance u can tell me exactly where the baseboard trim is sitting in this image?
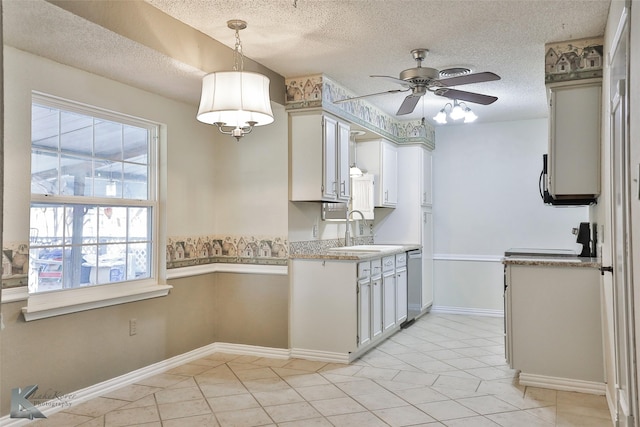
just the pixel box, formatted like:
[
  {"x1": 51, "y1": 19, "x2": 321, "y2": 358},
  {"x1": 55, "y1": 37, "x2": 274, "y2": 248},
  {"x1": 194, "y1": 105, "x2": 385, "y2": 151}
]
[
  {"x1": 519, "y1": 372, "x2": 606, "y2": 395},
  {"x1": 215, "y1": 342, "x2": 290, "y2": 359},
  {"x1": 431, "y1": 305, "x2": 504, "y2": 317},
  {"x1": 290, "y1": 348, "x2": 350, "y2": 364},
  {"x1": 0, "y1": 342, "x2": 288, "y2": 426}
]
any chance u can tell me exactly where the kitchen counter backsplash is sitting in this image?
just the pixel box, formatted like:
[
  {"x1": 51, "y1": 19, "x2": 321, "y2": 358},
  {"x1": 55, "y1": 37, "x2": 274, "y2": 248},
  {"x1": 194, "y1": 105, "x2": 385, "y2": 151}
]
[
  {"x1": 289, "y1": 237, "x2": 374, "y2": 256},
  {"x1": 166, "y1": 235, "x2": 289, "y2": 269}
]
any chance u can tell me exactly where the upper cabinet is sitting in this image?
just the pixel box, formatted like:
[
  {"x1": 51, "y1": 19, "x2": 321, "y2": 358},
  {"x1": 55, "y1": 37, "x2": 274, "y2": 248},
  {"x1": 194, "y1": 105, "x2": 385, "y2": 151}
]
[
  {"x1": 290, "y1": 110, "x2": 350, "y2": 202},
  {"x1": 356, "y1": 139, "x2": 398, "y2": 208},
  {"x1": 421, "y1": 149, "x2": 433, "y2": 207},
  {"x1": 547, "y1": 78, "x2": 601, "y2": 201}
]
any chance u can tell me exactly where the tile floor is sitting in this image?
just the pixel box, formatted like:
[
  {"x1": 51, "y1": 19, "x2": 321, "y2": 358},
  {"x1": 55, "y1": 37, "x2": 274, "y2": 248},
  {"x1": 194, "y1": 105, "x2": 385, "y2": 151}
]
[{"x1": 32, "y1": 313, "x2": 612, "y2": 426}]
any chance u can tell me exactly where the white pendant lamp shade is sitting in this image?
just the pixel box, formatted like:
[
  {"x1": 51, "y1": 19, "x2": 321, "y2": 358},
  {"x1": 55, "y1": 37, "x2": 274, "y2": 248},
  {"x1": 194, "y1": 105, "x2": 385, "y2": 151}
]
[{"x1": 197, "y1": 71, "x2": 274, "y2": 127}]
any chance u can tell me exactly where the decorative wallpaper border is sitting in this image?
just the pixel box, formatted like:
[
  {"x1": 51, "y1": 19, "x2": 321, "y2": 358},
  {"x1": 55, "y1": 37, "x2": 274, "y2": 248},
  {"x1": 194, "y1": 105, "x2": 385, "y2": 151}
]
[
  {"x1": 544, "y1": 37, "x2": 604, "y2": 84},
  {"x1": 2, "y1": 241, "x2": 29, "y2": 288},
  {"x1": 285, "y1": 74, "x2": 435, "y2": 149},
  {"x1": 166, "y1": 235, "x2": 289, "y2": 269}
]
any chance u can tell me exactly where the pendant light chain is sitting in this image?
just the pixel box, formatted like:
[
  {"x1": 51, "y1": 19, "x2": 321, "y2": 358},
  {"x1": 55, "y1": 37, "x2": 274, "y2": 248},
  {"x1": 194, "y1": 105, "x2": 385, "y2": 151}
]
[{"x1": 233, "y1": 26, "x2": 244, "y2": 72}]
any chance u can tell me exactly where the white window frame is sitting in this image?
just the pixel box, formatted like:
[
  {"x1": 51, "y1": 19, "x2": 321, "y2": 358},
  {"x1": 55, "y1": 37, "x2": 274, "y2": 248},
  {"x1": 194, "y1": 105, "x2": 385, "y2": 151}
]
[{"x1": 22, "y1": 93, "x2": 170, "y2": 321}]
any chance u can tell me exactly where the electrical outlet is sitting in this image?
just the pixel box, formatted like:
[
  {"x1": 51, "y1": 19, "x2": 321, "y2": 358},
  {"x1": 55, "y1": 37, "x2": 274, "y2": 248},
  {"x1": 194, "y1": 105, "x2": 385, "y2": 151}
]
[
  {"x1": 129, "y1": 318, "x2": 137, "y2": 336},
  {"x1": 359, "y1": 224, "x2": 364, "y2": 235},
  {"x1": 312, "y1": 224, "x2": 318, "y2": 238}
]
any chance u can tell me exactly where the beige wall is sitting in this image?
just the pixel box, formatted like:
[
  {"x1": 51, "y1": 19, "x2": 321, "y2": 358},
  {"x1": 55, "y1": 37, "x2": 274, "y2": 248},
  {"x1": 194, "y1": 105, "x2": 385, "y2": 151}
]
[
  {"x1": 1, "y1": 46, "x2": 290, "y2": 416},
  {"x1": 0, "y1": 272, "x2": 288, "y2": 415}
]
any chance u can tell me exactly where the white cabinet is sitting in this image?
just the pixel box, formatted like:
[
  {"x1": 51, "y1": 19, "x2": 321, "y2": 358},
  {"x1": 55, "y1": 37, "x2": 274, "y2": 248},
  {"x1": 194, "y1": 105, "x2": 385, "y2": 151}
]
[
  {"x1": 355, "y1": 139, "x2": 398, "y2": 207},
  {"x1": 421, "y1": 209, "x2": 434, "y2": 310},
  {"x1": 290, "y1": 251, "x2": 411, "y2": 362},
  {"x1": 357, "y1": 277, "x2": 372, "y2": 347},
  {"x1": 382, "y1": 256, "x2": 396, "y2": 331},
  {"x1": 351, "y1": 174, "x2": 375, "y2": 220},
  {"x1": 290, "y1": 110, "x2": 350, "y2": 202},
  {"x1": 375, "y1": 145, "x2": 434, "y2": 313},
  {"x1": 547, "y1": 78, "x2": 601, "y2": 199},
  {"x1": 395, "y1": 253, "x2": 408, "y2": 323},
  {"x1": 505, "y1": 263, "x2": 603, "y2": 386},
  {"x1": 370, "y1": 258, "x2": 383, "y2": 339},
  {"x1": 421, "y1": 149, "x2": 433, "y2": 206}
]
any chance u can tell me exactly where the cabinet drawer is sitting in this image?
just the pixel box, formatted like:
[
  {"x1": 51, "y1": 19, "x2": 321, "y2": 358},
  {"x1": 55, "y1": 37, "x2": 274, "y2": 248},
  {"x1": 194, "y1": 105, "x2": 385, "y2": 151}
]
[
  {"x1": 371, "y1": 258, "x2": 382, "y2": 277},
  {"x1": 358, "y1": 261, "x2": 371, "y2": 279},
  {"x1": 395, "y1": 252, "x2": 407, "y2": 268},
  {"x1": 382, "y1": 256, "x2": 395, "y2": 273}
]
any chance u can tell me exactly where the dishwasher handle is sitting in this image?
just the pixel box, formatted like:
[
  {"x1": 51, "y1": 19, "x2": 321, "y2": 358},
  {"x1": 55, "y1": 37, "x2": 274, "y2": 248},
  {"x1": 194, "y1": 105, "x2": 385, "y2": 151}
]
[{"x1": 408, "y1": 249, "x2": 422, "y2": 259}]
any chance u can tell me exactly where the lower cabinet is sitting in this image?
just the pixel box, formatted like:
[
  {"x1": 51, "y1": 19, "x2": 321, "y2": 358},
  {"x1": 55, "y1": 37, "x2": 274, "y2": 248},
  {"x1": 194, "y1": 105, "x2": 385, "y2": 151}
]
[
  {"x1": 382, "y1": 256, "x2": 396, "y2": 332},
  {"x1": 358, "y1": 278, "x2": 372, "y2": 347},
  {"x1": 396, "y1": 254, "x2": 408, "y2": 323},
  {"x1": 290, "y1": 252, "x2": 411, "y2": 362},
  {"x1": 505, "y1": 263, "x2": 604, "y2": 388}
]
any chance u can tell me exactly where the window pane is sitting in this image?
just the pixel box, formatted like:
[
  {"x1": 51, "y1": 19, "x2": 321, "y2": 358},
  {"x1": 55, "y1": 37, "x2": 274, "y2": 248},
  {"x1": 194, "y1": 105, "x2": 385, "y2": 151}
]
[
  {"x1": 64, "y1": 205, "x2": 92, "y2": 244},
  {"x1": 123, "y1": 126, "x2": 148, "y2": 164},
  {"x1": 30, "y1": 204, "x2": 67, "y2": 246},
  {"x1": 99, "y1": 206, "x2": 127, "y2": 243},
  {"x1": 97, "y1": 243, "x2": 126, "y2": 284},
  {"x1": 95, "y1": 120, "x2": 123, "y2": 160},
  {"x1": 128, "y1": 242, "x2": 150, "y2": 280},
  {"x1": 60, "y1": 110, "x2": 92, "y2": 134},
  {"x1": 31, "y1": 150, "x2": 59, "y2": 195},
  {"x1": 32, "y1": 104, "x2": 60, "y2": 149},
  {"x1": 82, "y1": 207, "x2": 98, "y2": 242},
  {"x1": 60, "y1": 123, "x2": 93, "y2": 156},
  {"x1": 94, "y1": 160, "x2": 123, "y2": 198},
  {"x1": 60, "y1": 154, "x2": 92, "y2": 196},
  {"x1": 129, "y1": 207, "x2": 151, "y2": 241},
  {"x1": 29, "y1": 246, "x2": 64, "y2": 293},
  {"x1": 123, "y1": 163, "x2": 148, "y2": 199}
]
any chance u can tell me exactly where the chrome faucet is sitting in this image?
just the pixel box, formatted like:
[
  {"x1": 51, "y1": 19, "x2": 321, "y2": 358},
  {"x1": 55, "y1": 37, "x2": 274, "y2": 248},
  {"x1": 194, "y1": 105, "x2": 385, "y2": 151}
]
[{"x1": 345, "y1": 209, "x2": 366, "y2": 246}]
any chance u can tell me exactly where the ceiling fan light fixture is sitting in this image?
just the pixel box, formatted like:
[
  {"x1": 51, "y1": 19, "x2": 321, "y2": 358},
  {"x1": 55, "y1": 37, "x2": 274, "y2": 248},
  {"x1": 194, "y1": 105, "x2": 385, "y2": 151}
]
[
  {"x1": 433, "y1": 108, "x2": 448, "y2": 124},
  {"x1": 463, "y1": 106, "x2": 478, "y2": 123},
  {"x1": 196, "y1": 19, "x2": 274, "y2": 142},
  {"x1": 449, "y1": 101, "x2": 465, "y2": 120}
]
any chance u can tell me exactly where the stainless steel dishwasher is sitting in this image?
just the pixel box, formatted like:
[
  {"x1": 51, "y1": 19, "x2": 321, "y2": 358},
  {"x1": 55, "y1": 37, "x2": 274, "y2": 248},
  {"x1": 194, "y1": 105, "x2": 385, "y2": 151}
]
[{"x1": 402, "y1": 249, "x2": 422, "y2": 327}]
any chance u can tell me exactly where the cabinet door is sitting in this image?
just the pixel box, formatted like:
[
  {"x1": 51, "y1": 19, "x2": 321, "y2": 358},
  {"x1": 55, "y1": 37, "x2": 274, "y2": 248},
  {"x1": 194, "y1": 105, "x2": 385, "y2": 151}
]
[
  {"x1": 358, "y1": 278, "x2": 371, "y2": 347},
  {"x1": 337, "y1": 121, "x2": 351, "y2": 202},
  {"x1": 421, "y1": 209, "x2": 434, "y2": 309},
  {"x1": 322, "y1": 115, "x2": 338, "y2": 200},
  {"x1": 371, "y1": 277, "x2": 383, "y2": 338},
  {"x1": 548, "y1": 80, "x2": 601, "y2": 197},
  {"x1": 381, "y1": 142, "x2": 398, "y2": 206},
  {"x1": 421, "y1": 149, "x2": 433, "y2": 206},
  {"x1": 383, "y1": 272, "x2": 396, "y2": 331},
  {"x1": 396, "y1": 268, "x2": 408, "y2": 323}
]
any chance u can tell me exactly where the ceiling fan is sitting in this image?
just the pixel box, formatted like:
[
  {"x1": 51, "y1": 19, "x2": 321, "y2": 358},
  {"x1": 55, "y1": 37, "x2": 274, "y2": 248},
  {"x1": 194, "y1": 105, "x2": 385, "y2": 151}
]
[{"x1": 334, "y1": 48, "x2": 501, "y2": 116}]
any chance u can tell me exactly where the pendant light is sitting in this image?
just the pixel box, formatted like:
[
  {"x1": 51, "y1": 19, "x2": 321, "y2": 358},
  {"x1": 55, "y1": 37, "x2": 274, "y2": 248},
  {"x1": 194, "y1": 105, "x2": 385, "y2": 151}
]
[{"x1": 196, "y1": 20, "x2": 274, "y2": 142}]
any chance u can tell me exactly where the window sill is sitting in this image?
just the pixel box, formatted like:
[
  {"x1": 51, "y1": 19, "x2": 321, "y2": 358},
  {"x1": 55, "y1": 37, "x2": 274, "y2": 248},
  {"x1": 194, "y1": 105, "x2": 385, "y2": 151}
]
[{"x1": 21, "y1": 281, "x2": 172, "y2": 321}]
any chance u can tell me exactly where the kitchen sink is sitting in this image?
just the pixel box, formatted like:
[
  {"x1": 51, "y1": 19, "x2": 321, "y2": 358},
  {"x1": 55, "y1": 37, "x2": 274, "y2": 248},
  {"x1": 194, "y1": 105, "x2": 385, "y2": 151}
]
[{"x1": 327, "y1": 244, "x2": 404, "y2": 253}]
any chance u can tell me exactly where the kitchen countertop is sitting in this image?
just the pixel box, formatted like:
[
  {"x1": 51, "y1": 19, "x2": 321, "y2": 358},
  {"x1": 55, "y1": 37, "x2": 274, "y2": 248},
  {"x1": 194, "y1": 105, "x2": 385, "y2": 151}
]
[
  {"x1": 291, "y1": 244, "x2": 421, "y2": 261},
  {"x1": 503, "y1": 255, "x2": 601, "y2": 269}
]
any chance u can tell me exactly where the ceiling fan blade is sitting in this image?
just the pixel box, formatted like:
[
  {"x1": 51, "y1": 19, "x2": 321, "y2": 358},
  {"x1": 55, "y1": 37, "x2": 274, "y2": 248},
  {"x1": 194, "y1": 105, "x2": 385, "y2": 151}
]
[
  {"x1": 434, "y1": 88, "x2": 498, "y2": 105},
  {"x1": 333, "y1": 88, "x2": 409, "y2": 104},
  {"x1": 436, "y1": 72, "x2": 501, "y2": 87},
  {"x1": 396, "y1": 95, "x2": 421, "y2": 115},
  {"x1": 371, "y1": 74, "x2": 413, "y2": 88}
]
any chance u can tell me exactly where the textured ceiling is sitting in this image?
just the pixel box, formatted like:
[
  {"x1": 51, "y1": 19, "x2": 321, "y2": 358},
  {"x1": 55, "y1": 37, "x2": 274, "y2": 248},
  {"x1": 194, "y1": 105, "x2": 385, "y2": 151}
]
[
  {"x1": 3, "y1": 0, "x2": 612, "y2": 126},
  {"x1": 145, "y1": 0, "x2": 611, "y2": 124}
]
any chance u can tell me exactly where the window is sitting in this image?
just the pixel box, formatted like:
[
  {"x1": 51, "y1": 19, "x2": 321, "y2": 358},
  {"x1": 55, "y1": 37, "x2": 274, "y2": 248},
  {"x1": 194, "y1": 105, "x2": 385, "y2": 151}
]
[{"x1": 29, "y1": 94, "x2": 158, "y2": 295}]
